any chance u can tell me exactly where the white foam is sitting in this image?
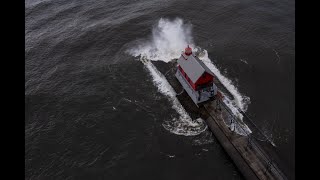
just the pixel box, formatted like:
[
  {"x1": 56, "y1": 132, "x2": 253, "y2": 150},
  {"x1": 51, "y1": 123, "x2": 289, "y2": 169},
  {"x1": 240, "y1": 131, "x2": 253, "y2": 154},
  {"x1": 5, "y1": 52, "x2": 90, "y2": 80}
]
[{"x1": 240, "y1": 59, "x2": 248, "y2": 64}]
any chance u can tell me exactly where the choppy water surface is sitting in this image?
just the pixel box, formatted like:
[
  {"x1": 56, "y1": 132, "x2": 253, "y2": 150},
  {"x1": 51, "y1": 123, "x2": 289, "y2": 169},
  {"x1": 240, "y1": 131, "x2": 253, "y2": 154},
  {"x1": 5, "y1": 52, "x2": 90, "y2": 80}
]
[{"x1": 25, "y1": 0, "x2": 294, "y2": 179}]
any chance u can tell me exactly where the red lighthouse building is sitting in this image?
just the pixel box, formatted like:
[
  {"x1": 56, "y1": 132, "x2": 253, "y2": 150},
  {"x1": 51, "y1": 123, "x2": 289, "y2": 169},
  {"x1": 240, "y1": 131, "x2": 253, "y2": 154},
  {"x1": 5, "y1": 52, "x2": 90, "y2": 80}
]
[{"x1": 175, "y1": 45, "x2": 217, "y2": 105}]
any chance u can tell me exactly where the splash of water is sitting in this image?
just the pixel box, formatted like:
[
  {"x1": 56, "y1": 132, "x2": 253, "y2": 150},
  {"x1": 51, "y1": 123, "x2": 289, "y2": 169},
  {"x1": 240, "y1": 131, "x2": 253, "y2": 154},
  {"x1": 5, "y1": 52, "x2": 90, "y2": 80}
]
[{"x1": 128, "y1": 18, "x2": 194, "y2": 62}]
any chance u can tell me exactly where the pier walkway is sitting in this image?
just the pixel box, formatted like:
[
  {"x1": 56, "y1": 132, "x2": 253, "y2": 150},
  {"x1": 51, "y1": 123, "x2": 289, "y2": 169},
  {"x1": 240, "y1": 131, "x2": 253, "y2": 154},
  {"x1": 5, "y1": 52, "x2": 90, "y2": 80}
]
[{"x1": 203, "y1": 100, "x2": 288, "y2": 180}]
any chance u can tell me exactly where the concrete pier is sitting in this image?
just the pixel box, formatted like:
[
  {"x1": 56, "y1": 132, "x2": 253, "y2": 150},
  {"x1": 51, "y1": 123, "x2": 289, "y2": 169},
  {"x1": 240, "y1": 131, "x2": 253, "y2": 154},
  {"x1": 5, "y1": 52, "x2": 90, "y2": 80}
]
[
  {"x1": 202, "y1": 102, "x2": 287, "y2": 180},
  {"x1": 151, "y1": 60, "x2": 289, "y2": 180}
]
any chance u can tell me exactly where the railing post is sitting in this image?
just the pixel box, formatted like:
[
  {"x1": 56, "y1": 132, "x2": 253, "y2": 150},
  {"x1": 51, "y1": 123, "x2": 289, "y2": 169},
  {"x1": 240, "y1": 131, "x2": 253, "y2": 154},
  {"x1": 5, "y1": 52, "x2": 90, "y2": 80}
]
[
  {"x1": 216, "y1": 99, "x2": 221, "y2": 112},
  {"x1": 246, "y1": 135, "x2": 252, "y2": 150},
  {"x1": 230, "y1": 118, "x2": 235, "y2": 132},
  {"x1": 264, "y1": 159, "x2": 272, "y2": 174}
]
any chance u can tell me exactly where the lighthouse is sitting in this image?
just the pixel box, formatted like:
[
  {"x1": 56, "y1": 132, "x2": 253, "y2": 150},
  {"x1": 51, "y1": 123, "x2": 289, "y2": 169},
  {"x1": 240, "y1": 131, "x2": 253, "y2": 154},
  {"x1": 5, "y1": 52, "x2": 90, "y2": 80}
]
[{"x1": 175, "y1": 45, "x2": 218, "y2": 106}]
